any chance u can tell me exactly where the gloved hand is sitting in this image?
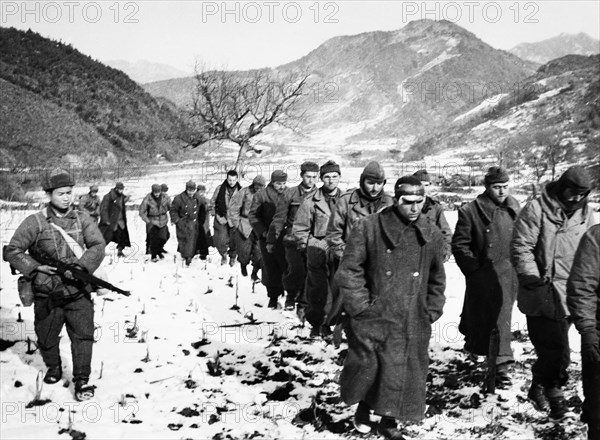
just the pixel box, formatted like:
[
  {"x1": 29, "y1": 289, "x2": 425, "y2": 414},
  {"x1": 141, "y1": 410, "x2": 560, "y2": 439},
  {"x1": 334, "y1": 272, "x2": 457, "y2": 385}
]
[
  {"x1": 581, "y1": 331, "x2": 600, "y2": 364},
  {"x1": 519, "y1": 274, "x2": 547, "y2": 287}
]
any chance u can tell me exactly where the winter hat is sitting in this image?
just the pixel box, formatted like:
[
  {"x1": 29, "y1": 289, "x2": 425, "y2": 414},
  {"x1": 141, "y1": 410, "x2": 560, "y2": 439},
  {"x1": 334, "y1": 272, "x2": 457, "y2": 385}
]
[
  {"x1": 196, "y1": 184, "x2": 206, "y2": 191},
  {"x1": 557, "y1": 166, "x2": 592, "y2": 192},
  {"x1": 252, "y1": 175, "x2": 266, "y2": 187},
  {"x1": 115, "y1": 182, "x2": 125, "y2": 190},
  {"x1": 271, "y1": 170, "x2": 288, "y2": 183},
  {"x1": 151, "y1": 184, "x2": 161, "y2": 193},
  {"x1": 89, "y1": 185, "x2": 99, "y2": 192},
  {"x1": 394, "y1": 176, "x2": 425, "y2": 200},
  {"x1": 300, "y1": 161, "x2": 319, "y2": 174},
  {"x1": 320, "y1": 160, "x2": 341, "y2": 177},
  {"x1": 360, "y1": 161, "x2": 386, "y2": 183},
  {"x1": 412, "y1": 169, "x2": 431, "y2": 182},
  {"x1": 160, "y1": 183, "x2": 169, "y2": 192},
  {"x1": 42, "y1": 169, "x2": 75, "y2": 191},
  {"x1": 186, "y1": 180, "x2": 197, "y2": 190},
  {"x1": 484, "y1": 166, "x2": 509, "y2": 185}
]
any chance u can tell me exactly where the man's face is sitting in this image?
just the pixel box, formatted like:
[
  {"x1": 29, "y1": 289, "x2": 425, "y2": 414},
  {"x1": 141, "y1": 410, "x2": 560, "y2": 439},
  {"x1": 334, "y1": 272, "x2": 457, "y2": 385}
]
[
  {"x1": 227, "y1": 175, "x2": 238, "y2": 187},
  {"x1": 273, "y1": 181, "x2": 287, "y2": 194},
  {"x1": 90, "y1": 190, "x2": 98, "y2": 197},
  {"x1": 321, "y1": 172, "x2": 340, "y2": 192},
  {"x1": 116, "y1": 188, "x2": 124, "y2": 196},
  {"x1": 486, "y1": 183, "x2": 509, "y2": 204},
  {"x1": 362, "y1": 178, "x2": 384, "y2": 197},
  {"x1": 561, "y1": 187, "x2": 589, "y2": 206},
  {"x1": 253, "y1": 182, "x2": 265, "y2": 192},
  {"x1": 186, "y1": 189, "x2": 195, "y2": 197},
  {"x1": 301, "y1": 171, "x2": 318, "y2": 189},
  {"x1": 196, "y1": 189, "x2": 206, "y2": 197},
  {"x1": 152, "y1": 190, "x2": 161, "y2": 197},
  {"x1": 49, "y1": 186, "x2": 73, "y2": 210},
  {"x1": 396, "y1": 190, "x2": 425, "y2": 223}
]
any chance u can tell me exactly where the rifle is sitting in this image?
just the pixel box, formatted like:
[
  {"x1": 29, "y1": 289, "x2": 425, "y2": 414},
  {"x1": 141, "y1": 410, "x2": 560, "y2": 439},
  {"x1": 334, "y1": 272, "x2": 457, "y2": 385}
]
[
  {"x1": 38, "y1": 255, "x2": 131, "y2": 296},
  {"x1": 484, "y1": 327, "x2": 500, "y2": 394}
]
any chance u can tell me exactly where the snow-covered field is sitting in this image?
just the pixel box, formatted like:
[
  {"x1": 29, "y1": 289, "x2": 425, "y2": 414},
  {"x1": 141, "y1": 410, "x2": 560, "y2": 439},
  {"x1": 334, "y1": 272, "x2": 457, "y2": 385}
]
[{"x1": 0, "y1": 208, "x2": 591, "y2": 440}]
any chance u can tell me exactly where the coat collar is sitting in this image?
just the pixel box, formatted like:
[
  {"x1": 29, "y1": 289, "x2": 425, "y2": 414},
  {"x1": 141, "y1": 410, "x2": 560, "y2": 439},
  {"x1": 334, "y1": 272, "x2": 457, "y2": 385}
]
[
  {"x1": 474, "y1": 192, "x2": 520, "y2": 224},
  {"x1": 43, "y1": 205, "x2": 77, "y2": 220},
  {"x1": 379, "y1": 206, "x2": 434, "y2": 248},
  {"x1": 312, "y1": 187, "x2": 341, "y2": 213}
]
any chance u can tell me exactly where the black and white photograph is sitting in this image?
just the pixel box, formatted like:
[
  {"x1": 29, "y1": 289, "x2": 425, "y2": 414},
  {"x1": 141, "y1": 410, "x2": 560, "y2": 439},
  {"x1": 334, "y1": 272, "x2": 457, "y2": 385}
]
[{"x1": 0, "y1": 1, "x2": 599, "y2": 439}]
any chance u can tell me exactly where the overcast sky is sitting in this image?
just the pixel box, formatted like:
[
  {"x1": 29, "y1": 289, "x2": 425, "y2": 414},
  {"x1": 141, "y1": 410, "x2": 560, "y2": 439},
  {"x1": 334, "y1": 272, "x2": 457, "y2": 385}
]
[{"x1": 2, "y1": 1, "x2": 599, "y2": 72}]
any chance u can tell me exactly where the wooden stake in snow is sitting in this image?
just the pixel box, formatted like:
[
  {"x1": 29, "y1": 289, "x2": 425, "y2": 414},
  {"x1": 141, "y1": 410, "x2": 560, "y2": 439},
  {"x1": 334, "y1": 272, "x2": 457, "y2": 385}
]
[
  {"x1": 230, "y1": 276, "x2": 240, "y2": 311},
  {"x1": 34, "y1": 370, "x2": 43, "y2": 401},
  {"x1": 26, "y1": 337, "x2": 37, "y2": 354},
  {"x1": 141, "y1": 303, "x2": 146, "y2": 315},
  {"x1": 141, "y1": 346, "x2": 150, "y2": 363},
  {"x1": 98, "y1": 361, "x2": 104, "y2": 380},
  {"x1": 126, "y1": 315, "x2": 138, "y2": 339},
  {"x1": 17, "y1": 312, "x2": 23, "y2": 322}
]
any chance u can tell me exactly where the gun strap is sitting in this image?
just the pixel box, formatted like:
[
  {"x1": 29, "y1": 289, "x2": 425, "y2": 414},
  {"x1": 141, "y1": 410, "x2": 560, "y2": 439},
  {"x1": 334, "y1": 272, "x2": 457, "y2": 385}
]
[{"x1": 49, "y1": 222, "x2": 84, "y2": 259}]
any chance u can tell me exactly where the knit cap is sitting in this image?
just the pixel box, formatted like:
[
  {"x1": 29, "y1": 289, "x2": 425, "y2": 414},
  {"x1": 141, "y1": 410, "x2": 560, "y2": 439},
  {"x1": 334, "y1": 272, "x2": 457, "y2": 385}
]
[
  {"x1": 484, "y1": 166, "x2": 509, "y2": 185},
  {"x1": 360, "y1": 161, "x2": 386, "y2": 183}
]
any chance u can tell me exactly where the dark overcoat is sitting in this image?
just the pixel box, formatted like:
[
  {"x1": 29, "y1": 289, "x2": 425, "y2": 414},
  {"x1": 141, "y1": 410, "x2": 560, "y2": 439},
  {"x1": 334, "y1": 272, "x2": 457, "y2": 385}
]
[
  {"x1": 451, "y1": 192, "x2": 520, "y2": 362},
  {"x1": 99, "y1": 188, "x2": 131, "y2": 247},
  {"x1": 249, "y1": 184, "x2": 286, "y2": 288},
  {"x1": 170, "y1": 191, "x2": 199, "y2": 259},
  {"x1": 336, "y1": 206, "x2": 446, "y2": 422}
]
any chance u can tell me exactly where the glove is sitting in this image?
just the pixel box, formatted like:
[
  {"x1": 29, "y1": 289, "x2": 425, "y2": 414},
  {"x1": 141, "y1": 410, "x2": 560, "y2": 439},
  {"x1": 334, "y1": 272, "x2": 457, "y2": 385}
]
[{"x1": 581, "y1": 331, "x2": 600, "y2": 364}]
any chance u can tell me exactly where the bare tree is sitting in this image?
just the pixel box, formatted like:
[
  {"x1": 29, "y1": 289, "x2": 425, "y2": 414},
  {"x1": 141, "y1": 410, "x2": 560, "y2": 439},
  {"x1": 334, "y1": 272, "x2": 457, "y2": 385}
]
[{"x1": 183, "y1": 67, "x2": 310, "y2": 171}]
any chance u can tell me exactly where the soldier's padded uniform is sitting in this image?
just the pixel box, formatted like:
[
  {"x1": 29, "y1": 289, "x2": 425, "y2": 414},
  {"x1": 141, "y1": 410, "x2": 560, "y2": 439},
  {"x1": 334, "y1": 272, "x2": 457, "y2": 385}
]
[
  {"x1": 268, "y1": 183, "x2": 318, "y2": 307},
  {"x1": 292, "y1": 187, "x2": 342, "y2": 328},
  {"x1": 3, "y1": 207, "x2": 105, "y2": 381}
]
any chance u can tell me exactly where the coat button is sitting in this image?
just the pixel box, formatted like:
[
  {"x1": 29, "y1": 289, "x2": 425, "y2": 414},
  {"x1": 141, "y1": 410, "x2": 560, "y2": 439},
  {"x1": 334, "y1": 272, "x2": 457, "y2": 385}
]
[
  {"x1": 488, "y1": 244, "x2": 493, "y2": 248},
  {"x1": 485, "y1": 229, "x2": 490, "y2": 233},
  {"x1": 385, "y1": 271, "x2": 392, "y2": 276},
  {"x1": 413, "y1": 272, "x2": 419, "y2": 277},
  {"x1": 386, "y1": 249, "x2": 392, "y2": 253}
]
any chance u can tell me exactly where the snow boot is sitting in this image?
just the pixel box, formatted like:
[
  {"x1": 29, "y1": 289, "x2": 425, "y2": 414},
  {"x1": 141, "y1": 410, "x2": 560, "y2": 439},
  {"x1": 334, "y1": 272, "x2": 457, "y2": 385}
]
[
  {"x1": 267, "y1": 297, "x2": 279, "y2": 309},
  {"x1": 377, "y1": 416, "x2": 404, "y2": 439},
  {"x1": 546, "y1": 388, "x2": 576, "y2": 422},
  {"x1": 353, "y1": 401, "x2": 372, "y2": 434},
  {"x1": 240, "y1": 264, "x2": 248, "y2": 277},
  {"x1": 251, "y1": 266, "x2": 260, "y2": 281},
  {"x1": 528, "y1": 381, "x2": 550, "y2": 412},
  {"x1": 74, "y1": 377, "x2": 95, "y2": 401},
  {"x1": 43, "y1": 366, "x2": 62, "y2": 384}
]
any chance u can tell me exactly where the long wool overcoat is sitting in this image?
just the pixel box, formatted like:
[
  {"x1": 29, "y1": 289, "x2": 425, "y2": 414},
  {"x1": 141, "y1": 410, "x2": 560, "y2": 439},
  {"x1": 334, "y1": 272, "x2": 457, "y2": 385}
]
[
  {"x1": 336, "y1": 206, "x2": 446, "y2": 422},
  {"x1": 170, "y1": 191, "x2": 199, "y2": 259},
  {"x1": 451, "y1": 192, "x2": 521, "y2": 362}
]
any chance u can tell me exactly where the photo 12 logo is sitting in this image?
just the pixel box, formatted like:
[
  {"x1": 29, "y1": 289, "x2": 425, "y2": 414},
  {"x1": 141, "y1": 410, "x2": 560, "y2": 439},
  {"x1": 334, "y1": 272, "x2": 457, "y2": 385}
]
[
  {"x1": 1, "y1": 1, "x2": 140, "y2": 25},
  {"x1": 200, "y1": 1, "x2": 340, "y2": 24},
  {"x1": 401, "y1": 1, "x2": 540, "y2": 24}
]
